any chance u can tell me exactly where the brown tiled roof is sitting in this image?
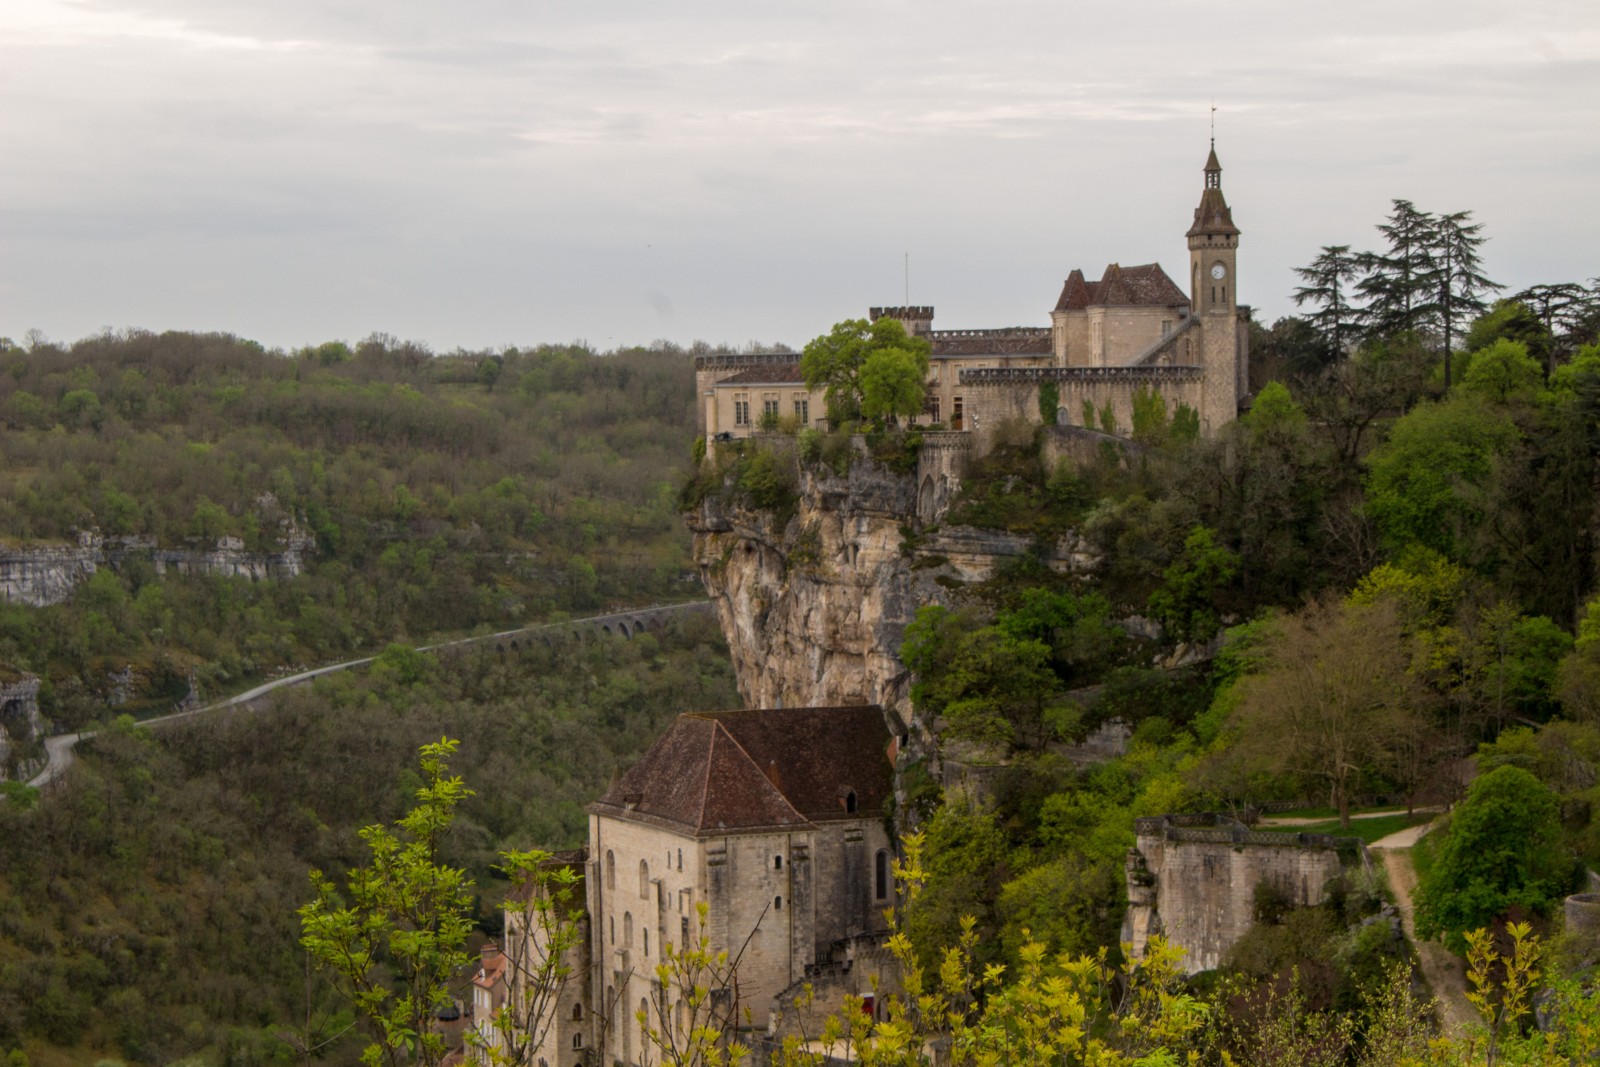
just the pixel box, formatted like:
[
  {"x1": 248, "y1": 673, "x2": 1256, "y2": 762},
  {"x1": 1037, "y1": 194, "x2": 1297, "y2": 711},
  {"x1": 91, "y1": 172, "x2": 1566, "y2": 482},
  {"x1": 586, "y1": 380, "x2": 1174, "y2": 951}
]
[
  {"x1": 930, "y1": 328, "x2": 1052, "y2": 357},
  {"x1": 591, "y1": 706, "x2": 894, "y2": 836},
  {"x1": 1053, "y1": 263, "x2": 1188, "y2": 311},
  {"x1": 716, "y1": 363, "x2": 805, "y2": 385},
  {"x1": 1187, "y1": 187, "x2": 1239, "y2": 237}
]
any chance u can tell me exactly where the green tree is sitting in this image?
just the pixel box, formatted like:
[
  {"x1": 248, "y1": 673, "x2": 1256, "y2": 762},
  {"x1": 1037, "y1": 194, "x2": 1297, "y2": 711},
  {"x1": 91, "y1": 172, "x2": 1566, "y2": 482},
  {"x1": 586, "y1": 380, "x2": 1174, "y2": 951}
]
[
  {"x1": 858, "y1": 346, "x2": 928, "y2": 427},
  {"x1": 1146, "y1": 526, "x2": 1239, "y2": 644},
  {"x1": 1461, "y1": 339, "x2": 1541, "y2": 406},
  {"x1": 1464, "y1": 300, "x2": 1554, "y2": 376},
  {"x1": 800, "y1": 318, "x2": 930, "y2": 428},
  {"x1": 1357, "y1": 199, "x2": 1438, "y2": 340},
  {"x1": 1292, "y1": 244, "x2": 1363, "y2": 359},
  {"x1": 1413, "y1": 765, "x2": 1576, "y2": 949},
  {"x1": 299, "y1": 739, "x2": 476, "y2": 1067},
  {"x1": 1429, "y1": 209, "x2": 1500, "y2": 383}
]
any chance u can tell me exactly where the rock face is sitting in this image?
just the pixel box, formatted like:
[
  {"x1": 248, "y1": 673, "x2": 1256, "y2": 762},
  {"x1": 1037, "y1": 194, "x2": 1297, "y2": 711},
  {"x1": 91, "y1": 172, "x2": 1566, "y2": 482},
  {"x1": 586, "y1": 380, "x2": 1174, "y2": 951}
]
[
  {"x1": 685, "y1": 439, "x2": 1094, "y2": 741},
  {"x1": 0, "y1": 671, "x2": 46, "y2": 780},
  {"x1": 0, "y1": 524, "x2": 315, "y2": 607}
]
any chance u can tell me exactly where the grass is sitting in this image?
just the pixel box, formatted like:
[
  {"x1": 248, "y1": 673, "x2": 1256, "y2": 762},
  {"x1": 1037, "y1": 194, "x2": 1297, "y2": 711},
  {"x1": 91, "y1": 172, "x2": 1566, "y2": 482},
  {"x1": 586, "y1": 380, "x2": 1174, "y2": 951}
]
[{"x1": 1289, "y1": 811, "x2": 1433, "y2": 845}]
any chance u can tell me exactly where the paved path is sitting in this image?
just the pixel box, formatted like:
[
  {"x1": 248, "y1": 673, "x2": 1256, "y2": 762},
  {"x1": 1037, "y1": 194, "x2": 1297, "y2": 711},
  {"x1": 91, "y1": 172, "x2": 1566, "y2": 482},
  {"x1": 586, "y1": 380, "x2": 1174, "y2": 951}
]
[
  {"x1": 23, "y1": 600, "x2": 710, "y2": 792},
  {"x1": 1370, "y1": 822, "x2": 1478, "y2": 1039}
]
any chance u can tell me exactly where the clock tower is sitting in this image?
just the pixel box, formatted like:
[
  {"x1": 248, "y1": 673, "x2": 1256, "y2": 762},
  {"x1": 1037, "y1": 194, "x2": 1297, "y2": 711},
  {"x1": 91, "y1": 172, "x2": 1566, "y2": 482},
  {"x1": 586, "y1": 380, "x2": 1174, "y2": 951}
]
[{"x1": 1186, "y1": 143, "x2": 1244, "y2": 430}]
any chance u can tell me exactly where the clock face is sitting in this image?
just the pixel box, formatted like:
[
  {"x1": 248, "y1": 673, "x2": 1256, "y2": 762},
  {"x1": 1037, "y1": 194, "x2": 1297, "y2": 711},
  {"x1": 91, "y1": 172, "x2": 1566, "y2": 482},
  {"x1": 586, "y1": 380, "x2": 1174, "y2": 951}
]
[{"x1": 1210, "y1": 263, "x2": 1227, "y2": 280}]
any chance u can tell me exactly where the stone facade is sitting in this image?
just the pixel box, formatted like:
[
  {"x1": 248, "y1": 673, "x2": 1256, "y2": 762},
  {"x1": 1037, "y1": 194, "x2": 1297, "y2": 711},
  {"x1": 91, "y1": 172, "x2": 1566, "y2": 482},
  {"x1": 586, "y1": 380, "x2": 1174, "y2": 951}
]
[
  {"x1": 1122, "y1": 814, "x2": 1366, "y2": 974},
  {"x1": 539, "y1": 706, "x2": 899, "y2": 1066},
  {"x1": 696, "y1": 144, "x2": 1249, "y2": 448}
]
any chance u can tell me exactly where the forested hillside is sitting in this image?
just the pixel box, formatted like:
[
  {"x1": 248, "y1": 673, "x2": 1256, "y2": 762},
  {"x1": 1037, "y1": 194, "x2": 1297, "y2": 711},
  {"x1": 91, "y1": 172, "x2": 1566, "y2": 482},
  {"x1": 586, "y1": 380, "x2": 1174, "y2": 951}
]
[{"x1": 0, "y1": 330, "x2": 725, "y2": 731}]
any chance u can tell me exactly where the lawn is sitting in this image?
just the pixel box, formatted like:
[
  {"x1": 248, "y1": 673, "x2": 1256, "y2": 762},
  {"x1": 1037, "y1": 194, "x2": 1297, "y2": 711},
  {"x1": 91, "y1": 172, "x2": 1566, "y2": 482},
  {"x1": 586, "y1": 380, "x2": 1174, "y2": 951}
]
[{"x1": 1290, "y1": 811, "x2": 1434, "y2": 845}]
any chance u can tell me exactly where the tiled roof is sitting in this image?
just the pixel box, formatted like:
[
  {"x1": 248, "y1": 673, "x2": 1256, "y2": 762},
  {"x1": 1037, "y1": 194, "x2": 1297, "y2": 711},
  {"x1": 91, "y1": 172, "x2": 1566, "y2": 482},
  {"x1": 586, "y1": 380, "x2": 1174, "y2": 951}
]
[
  {"x1": 591, "y1": 706, "x2": 894, "y2": 836},
  {"x1": 716, "y1": 363, "x2": 805, "y2": 385},
  {"x1": 1187, "y1": 187, "x2": 1239, "y2": 237},
  {"x1": 1053, "y1": 263, "x2": 1188, "y2": 311},
  {"x1": 930, "y1": 328, "x2": 1053, "y2": 357}
]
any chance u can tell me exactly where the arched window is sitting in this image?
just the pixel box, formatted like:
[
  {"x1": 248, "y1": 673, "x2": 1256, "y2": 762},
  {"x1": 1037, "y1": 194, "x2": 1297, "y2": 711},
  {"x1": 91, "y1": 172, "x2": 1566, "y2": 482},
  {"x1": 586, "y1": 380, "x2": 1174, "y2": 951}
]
[
  {"x1": 774, "y1": 896, "x2": 783, "y2": 911},
  {"x1": 845, "y1": 790, "x2": 858, "y2": 814},
  {"x1": 639, "y1": 998, "x2": 650, "y2": 1044},
  {"x1": 640, "y1": 859, "x2": 650, "y2": 898},
  {"x1": 572, "y1": 1002, "x2": 582, "y2": 1021},
  {"x1": 605, "y1": 849, "x2": 616, "y2": 890},
  {"x1": 677, "y1": 848, "x2": 683, "y2": 870},
  {"x1": 624, "y1": 912, "x2": 634, "y2": 948},
  {"x1": 774, "y1": 855, "x2": 782, "y2": 871},
  {"x1": 571, "y1": 1031, "x2": 583, "y2": 1049}
]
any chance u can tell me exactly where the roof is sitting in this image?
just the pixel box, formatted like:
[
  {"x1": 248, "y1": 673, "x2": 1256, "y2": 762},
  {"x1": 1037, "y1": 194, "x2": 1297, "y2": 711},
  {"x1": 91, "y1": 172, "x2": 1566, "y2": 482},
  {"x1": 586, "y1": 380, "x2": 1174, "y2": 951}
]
[
  {"x1": 716, "y1": 362, "x2": 805, "y2": 385},
  {"x1": 1053, "y1": 263, "x2": 1188, "y2": 312},
  {"x1": 590, "y1": 706, "x2": 894, "y2": 836},
  {"x1": 930, "y1": 328, "x2": 1052, "y2": 357}
]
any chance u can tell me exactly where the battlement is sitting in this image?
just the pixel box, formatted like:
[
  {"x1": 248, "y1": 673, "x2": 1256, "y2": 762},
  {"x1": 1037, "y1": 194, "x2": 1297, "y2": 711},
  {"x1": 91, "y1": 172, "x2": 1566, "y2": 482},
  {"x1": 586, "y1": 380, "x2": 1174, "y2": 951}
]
[
  {"x1": 960, "y1": 365, "x2": 1204, "y2": 385},
  {"x1": 931, "y1": 327, "x2": 1049, "y2": 342},
  {"x1": 1134, "y1": 813, "x2": 1363, "y2": 853},
  {"x1": 694, "y1": 351, "x2": 798, "y2": 372},
  {"x1": 869, "y1": 306, "x2": 935, "y2": 320}
]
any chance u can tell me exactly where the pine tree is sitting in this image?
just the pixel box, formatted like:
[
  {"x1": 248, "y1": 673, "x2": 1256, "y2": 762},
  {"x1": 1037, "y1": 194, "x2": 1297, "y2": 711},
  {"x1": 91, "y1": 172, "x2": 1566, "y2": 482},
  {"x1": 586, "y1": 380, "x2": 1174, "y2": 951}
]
[
  {"x1": 1515, "y1": 282, "x2": 1600, "y2": 364},
  {"x1": 1356, "y1": 199, "x2": 1438, "y2": 340},
  {"x1": 1291, "y1": 244, "x2": 1363, "y2": 359},
  {"x1": 1430, "y1": 209, "x2": 1499, "y2": 386}
]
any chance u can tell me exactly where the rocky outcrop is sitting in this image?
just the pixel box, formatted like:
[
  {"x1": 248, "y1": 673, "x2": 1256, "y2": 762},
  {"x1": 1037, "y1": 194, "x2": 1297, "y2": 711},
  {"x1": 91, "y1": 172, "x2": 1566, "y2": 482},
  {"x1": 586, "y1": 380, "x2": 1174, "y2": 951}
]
[
  {"x1": 685, "y1": 439, "x2": 1094, "y2": 741},
  {"x1": 0, "y1": 523, "x2": 315, "y2": 607},
  {"x1": 0, "y1": 671, "x2": 46, "y2": 780}
]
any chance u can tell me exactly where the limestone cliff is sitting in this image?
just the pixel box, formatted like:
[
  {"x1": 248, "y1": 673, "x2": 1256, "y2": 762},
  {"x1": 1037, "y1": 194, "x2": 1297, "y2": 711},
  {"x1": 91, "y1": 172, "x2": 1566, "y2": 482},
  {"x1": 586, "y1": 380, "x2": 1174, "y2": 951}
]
[
  {"x1": 684, "y1": 438, "x2": 1093, "y2": 744},
  {"x1": 0, "y1": 520, "x2": 314, "y2": 607}
]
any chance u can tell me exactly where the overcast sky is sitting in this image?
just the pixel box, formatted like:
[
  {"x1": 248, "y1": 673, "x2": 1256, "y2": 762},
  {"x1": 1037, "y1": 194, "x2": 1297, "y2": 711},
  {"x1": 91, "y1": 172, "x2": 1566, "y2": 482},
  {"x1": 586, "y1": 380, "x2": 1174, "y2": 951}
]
[{"x1": 3, "y1": 0, "x2": 1597, "y2": 353}]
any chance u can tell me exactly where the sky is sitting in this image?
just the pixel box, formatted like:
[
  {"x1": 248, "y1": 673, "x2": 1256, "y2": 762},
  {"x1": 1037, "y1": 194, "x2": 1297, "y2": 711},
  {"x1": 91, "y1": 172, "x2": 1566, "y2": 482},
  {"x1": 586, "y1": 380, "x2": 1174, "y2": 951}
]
[{"x1": 3, "y1": 0, "x2": 1598, "y2": 354}]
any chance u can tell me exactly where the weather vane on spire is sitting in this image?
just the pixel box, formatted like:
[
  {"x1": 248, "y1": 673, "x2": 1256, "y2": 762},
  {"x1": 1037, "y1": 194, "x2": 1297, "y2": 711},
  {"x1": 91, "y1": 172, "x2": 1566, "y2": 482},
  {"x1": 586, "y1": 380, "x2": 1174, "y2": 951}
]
[{"x1": 1210, "y1": 102, "x2": 1217, "y2": 147}]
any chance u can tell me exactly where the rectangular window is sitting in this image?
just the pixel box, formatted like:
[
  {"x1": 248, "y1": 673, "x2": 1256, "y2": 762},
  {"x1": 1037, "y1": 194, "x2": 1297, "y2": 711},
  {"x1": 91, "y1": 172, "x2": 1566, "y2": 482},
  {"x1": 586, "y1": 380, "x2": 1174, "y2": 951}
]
[
  {"x1": 793, "y1": 397, "x2": 808, "y2": 424},
  {"x1": 762, "y1": 393, "x2": 780, "y2": 419},
  {"x1": 924, "y1": 394, "x2": 940, "y2": 423},
  {"x1": 1162, "y1": 319, "x2": 1172, "y2": 337},
  {"x1": 952, "y1": 396, "x2": 965, "y2": 431},
  {"x1": 733, "y1": 394, "x2": 750, "y2": 427}
]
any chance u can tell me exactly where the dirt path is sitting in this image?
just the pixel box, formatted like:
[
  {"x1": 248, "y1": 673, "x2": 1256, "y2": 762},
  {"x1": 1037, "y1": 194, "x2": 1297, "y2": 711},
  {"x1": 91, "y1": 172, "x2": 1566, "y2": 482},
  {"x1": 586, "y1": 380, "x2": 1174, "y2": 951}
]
[{"x1": 1371, "y1": 836, "x2": 1477, "y2": 1038}]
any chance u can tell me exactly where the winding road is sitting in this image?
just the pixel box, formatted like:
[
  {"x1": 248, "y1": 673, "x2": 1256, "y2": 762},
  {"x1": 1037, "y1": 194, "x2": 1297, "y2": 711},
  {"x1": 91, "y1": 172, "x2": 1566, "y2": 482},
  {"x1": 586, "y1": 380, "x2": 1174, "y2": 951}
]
[{"x1": 23, "y1": 600, "x2": 711, "y2": 792}]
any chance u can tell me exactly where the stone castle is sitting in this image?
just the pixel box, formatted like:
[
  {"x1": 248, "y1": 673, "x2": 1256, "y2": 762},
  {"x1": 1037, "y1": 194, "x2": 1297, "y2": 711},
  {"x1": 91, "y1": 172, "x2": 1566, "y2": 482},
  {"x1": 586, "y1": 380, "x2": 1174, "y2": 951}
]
[
  {"x1": 468, "y1": 146, "x2": 1318, "y2": 1067},
  {"x1": 696, "y1": 143, "x2": 1250, "y2": 451}
]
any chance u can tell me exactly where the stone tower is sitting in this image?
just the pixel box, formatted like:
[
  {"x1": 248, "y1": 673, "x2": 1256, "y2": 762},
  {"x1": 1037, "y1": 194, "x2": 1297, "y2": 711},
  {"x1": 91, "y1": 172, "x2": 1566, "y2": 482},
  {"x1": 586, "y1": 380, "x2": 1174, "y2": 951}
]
[{"x1": 1187, "y1": 143, "x2": 1244, "y2": 430}]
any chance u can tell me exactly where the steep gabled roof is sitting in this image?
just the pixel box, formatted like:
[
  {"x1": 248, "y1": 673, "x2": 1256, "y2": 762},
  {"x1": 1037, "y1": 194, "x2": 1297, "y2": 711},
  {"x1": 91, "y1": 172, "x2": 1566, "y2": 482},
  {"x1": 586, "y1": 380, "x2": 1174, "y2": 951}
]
[
  {"x1": 1054, "y1": 263, "x2": 1188, "y2": 311},
  {"x1": 590, "y1": 706, "x2": 894, "y2": 836}
]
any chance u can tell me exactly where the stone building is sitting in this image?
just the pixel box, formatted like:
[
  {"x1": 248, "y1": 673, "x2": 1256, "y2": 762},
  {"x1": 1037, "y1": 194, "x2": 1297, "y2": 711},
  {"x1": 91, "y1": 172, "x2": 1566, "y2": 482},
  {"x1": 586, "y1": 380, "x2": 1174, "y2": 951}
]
[
  {"x1": 697, "y1": 143, "x2": 1249, "y2": 446},
  {"x1": 1123, "y1": 814, "x2": 1366, "y2": 974},
  {"x1": 504, "y1": 705, "x2": 899, "y2": 1065}
]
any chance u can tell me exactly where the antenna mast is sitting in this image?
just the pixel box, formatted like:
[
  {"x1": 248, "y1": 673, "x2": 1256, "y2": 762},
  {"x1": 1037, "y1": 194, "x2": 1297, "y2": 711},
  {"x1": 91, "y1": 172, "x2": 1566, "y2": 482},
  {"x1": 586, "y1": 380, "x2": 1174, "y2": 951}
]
[{"x1": 904, "y1": 252, "x2": 909, "y2": 306}]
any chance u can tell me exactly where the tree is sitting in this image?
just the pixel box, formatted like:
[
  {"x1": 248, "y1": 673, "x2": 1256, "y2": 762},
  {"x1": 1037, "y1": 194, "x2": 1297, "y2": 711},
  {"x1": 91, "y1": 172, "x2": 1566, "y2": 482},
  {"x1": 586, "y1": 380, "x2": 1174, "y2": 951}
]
[
  {"x1": 1429, "y1": 210, "x2": 1500, "y2": 384},
  {"x1": 1356, "y1": 200, "x2": 1437, "y2": 340},
  {"x1": 1460, "y1": 339, "x2": 1541, "y2": 406},
  {"x1": 1292, "y1": 245, "x2": 1363, "y2": 359},
  {"x1": 799, "y1": 318, "x2": 930, "y2": 428},
  {"x1": 472, "y1": 853, "x2": 587, "y2": 1067},
  {"x1": 1223, "y1": 597, "x2": 1430, "y2": 827},
  {"x1": 858, "y1": 346, "x2": 928, "y2": 427},
  {"x1": 300, "y1": 739, "x2": 476, "y2": 1067},
  {"x1": 1413, "y1": 765, "x2": 1576, "y2": 949},
  {"x1": 1464, "y1": 300, "x2": 1553, "y2": 376},
  {"x1": 1146, "y1": 525, "x2": 1240, "y2": 644},
  {"x1": 1514, "y1": 282, "x2": 1600, "y2": 361}
]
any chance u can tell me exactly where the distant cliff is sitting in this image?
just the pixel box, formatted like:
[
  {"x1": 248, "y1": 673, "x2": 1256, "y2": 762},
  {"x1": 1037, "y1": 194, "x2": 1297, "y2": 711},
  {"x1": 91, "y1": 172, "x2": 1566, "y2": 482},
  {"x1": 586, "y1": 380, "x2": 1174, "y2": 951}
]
[{"x1": 0, "y1": 526, "x2": 314, "y2": 608}]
